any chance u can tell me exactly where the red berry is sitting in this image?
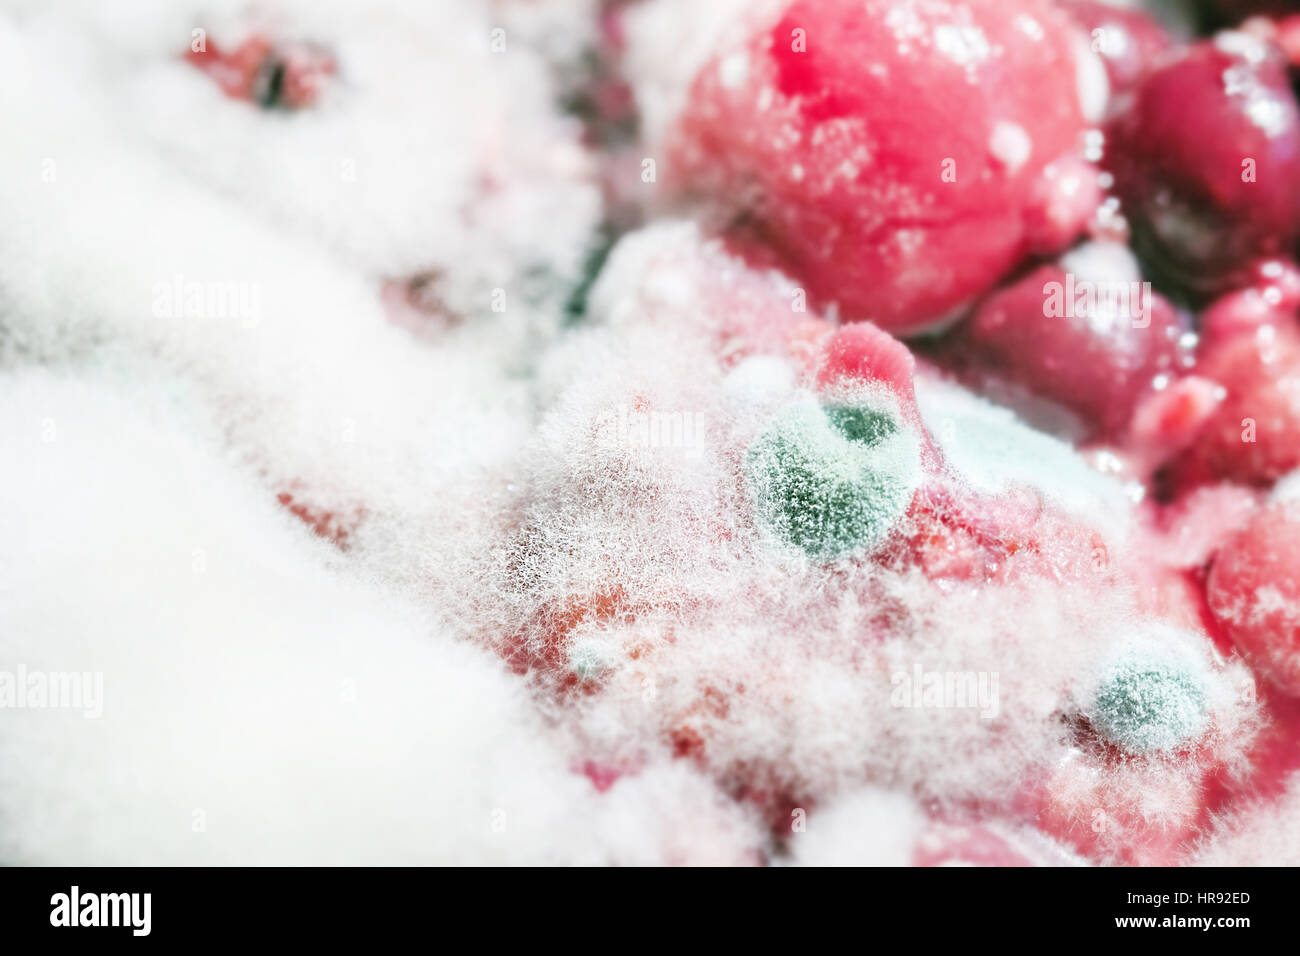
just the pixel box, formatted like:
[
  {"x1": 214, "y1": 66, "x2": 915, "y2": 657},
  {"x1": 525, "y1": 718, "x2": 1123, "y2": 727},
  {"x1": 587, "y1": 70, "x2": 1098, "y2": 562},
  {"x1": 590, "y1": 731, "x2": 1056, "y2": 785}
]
[
  {"x1": 1127, "y1": 375, "x2": 1225, "y2": 472},
  {"x1": 1207, "y1": 500, "x2": 1300, "y2": 695},
  {"x1": 671, "y1": 0, "x2": 1098, "y2": 333},
  {"x1": 945, "y1": 249, "x2": 1186, "y2": 438},
  {"x1": 1165, "y1": 315, "x2": 1300, "y2": 488},
  {"x1": 1146, "y1": 484, "x2": 1263, "y2": 573},
  {"x1": 1202, "y1": 684, "x2": 1300, "y2": 813},
  {"x1": 891, "y1": 487, "x2": 1024, "y2": 584},
  {"x1": 816, "y1": 323, "x2": 920, "y2": 415},
  {"x1": 1023, "y1": 155, "x2": 1106, "y2": 253},
  {"x1": 1107, "y1": 33, "x2": 1300, "y2": 290}
]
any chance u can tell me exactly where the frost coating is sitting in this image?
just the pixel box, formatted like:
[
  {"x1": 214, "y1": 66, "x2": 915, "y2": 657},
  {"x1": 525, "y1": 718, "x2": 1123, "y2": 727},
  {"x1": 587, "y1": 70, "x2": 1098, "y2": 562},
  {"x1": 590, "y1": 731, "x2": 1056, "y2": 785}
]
[
  {"x1": 1090, "y1": 647, "x2": 1209, "y2": 754},
  {"x1": 746, "y1": 393, "x2": 920, "y2": 559}
]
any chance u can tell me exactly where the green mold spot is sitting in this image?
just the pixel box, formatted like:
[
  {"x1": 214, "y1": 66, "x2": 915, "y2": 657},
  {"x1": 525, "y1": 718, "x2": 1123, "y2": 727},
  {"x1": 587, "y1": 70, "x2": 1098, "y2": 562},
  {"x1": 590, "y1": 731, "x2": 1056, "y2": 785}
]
[
  {"x1": 1091, "y1": 651, "x2": 1209, "y2": 755},
  {"x1": 746, "y1": 395, "x2": 919, "y2": 560},
  {"x1": 823, "y1": 404, "x2": 898, "y2": 446}
]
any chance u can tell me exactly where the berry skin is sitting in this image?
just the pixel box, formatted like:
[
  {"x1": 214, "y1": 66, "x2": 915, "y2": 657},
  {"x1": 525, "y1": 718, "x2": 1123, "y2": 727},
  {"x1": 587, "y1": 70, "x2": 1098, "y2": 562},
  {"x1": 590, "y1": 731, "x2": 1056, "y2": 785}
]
[
  {"x1": 947, "y1": 254, "x2": 1185, "y2": 438},
  {"x1": 815, "y1": 322, "x2": 934, "y2": 444},
  {"x1": 1107, "y1": 33, "x2": 1300, "y2": 291},
  {"x1": 746, "y1": 393, "x2": 920, "y2": 560},
  {"x1": 817, "y1": 323, "x2": 916, "y2": 398},
  {"x1": 671, "y1": 0, "x2": 1098, "y2": 333},
  {"x1": 1207, "y1": 501, "x2": 1300, "y2": 696},
  {"x1": 1163, "y1": 315, "x2": 1300, "y2": 489},
  {"x1": 1127, "y1": 375, "x2": 1226, "y2": 474},
  {"x1": 889, "y1": 487, "x2": 1020, "y2": 584}
]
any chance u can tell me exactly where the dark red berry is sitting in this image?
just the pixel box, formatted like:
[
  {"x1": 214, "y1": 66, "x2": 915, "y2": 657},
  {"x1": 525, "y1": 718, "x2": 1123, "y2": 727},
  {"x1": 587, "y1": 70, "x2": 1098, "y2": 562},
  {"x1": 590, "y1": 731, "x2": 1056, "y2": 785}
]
[{"x1": 1108, "y1": 33, "x2": 1300, "y2": 291}]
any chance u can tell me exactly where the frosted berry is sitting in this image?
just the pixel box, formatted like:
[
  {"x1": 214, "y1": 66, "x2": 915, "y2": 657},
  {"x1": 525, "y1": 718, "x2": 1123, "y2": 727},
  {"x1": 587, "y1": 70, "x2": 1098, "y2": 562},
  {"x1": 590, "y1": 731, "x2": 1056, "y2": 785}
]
[
  {"x1": 671, "y1": 0, "x2": 1098, "y2": 333},
  {"x1": 1207, "y1": 501, "x2": 1300, "y2": 695}
]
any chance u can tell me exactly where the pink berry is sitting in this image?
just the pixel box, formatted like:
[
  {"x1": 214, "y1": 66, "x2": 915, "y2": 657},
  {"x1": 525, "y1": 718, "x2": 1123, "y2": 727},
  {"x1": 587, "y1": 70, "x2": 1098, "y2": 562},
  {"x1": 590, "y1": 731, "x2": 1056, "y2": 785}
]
[
  {"x1": 1127, "y1": 375, "x2": 1226, "y2": 472},
  {"x1": 1145, "y1": 483, "x2": 1263, "y2": 574},
  {"x1": 1207, "y1": 500, "x2": 1300, "y2": 695},
  {"x1": 1196, "y1": 258, "x2": 1300, "y2": 342},
  {"x1": 1107, "y1": 33, "x2": 1300, "y2": 291},
  {"x1": 670, "y1": 0, "x2": 1098, "y2": 333},
  {"x1": 816, "y1": 323, "x2": 917, "y2": 406},
  {"x1": 1131, "y1": 487, "x2": 1262, "y2": 639},
  {"x1": 944, "y1": 256, "x2": 1186, "y2": 438},
  {"x1": 1227, "y1": 687, "x2": 1300, "y2": 800}
]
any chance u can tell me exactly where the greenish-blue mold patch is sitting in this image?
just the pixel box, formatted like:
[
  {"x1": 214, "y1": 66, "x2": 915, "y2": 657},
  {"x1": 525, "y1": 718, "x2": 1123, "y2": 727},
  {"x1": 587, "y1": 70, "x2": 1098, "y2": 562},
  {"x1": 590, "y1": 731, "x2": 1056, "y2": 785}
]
[
  {"x1": 1090, "y1": 650, "x2": 1210, "y2": 754},
  {"x1": 822, "y1": 404, "x2": 898, "y2": 446},
  {"x1": 746, "y1": 395, "x2": 920, "y2": 560}
]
